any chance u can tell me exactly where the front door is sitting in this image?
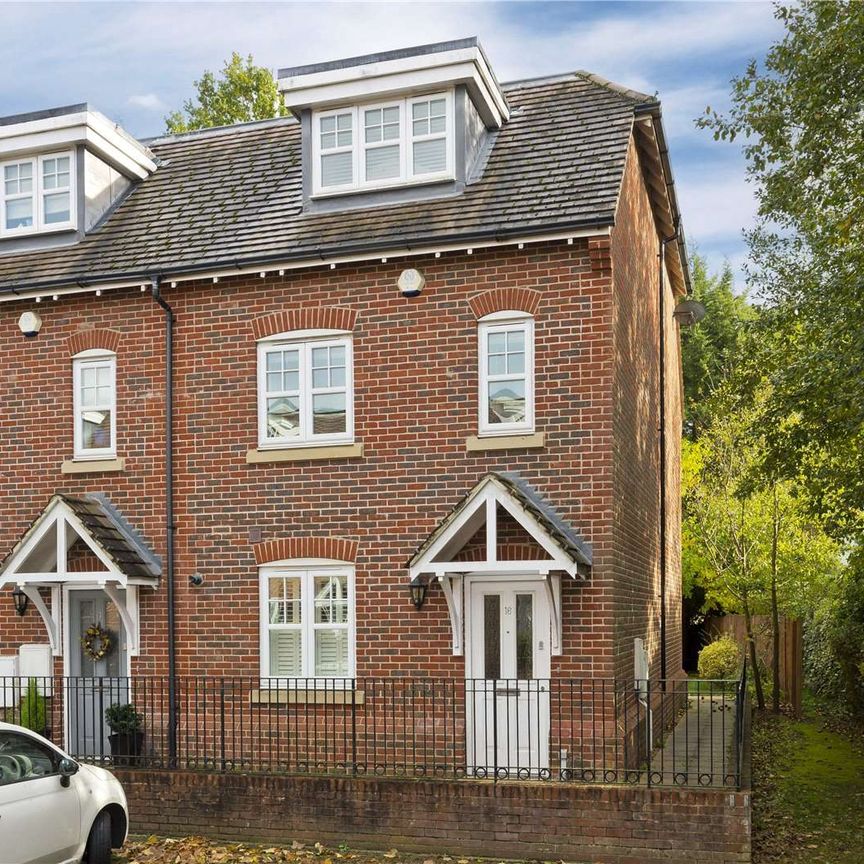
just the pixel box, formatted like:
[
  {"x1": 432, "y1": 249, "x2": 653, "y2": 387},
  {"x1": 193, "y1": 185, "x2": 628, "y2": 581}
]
[
  {"x1": 466, "y1": 580, "x2": 550, "y2": 776},
  {"x1": 67, "y1": 589, "x2": 128, "y2": 760}
]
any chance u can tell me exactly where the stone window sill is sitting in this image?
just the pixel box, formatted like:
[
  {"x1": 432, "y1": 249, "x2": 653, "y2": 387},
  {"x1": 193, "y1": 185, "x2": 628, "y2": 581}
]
[
  {"x1": 465, "y1": 432, "x2": 545, "y2": 451},
  {"x1": 251, "y1": 688, "x2": 366, "y2": 705},
  {"x1": 61, "y1": 457, "x2": 125, "y2": 474},
  {"x1": 246, "y1": 442, "x2": 364, "y2": 463}
]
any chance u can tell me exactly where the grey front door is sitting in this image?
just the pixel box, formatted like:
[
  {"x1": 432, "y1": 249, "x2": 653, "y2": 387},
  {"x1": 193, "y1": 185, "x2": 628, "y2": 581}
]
[{"x1": 67, "y1": 589, "x2": 128, "y2": 759}]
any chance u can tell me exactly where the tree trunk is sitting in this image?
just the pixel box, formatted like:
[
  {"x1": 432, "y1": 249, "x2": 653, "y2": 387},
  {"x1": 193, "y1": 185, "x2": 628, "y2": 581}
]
[
  {"x1": 771, "y1": 485, "x2": 781, "y2": 714},
  {"x1": 743, "y1": 594, "x2": 765, "y2": 710}
]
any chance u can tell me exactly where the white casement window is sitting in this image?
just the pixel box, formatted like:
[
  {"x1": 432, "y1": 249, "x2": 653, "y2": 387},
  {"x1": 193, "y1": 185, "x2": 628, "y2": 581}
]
[
  {"x1": 257, "y1": 332, "x2": 354, "y2": 448},
  {"x1": 72, "y1": 350, "x2": 117, "y2": 459},
  {"x1": 362, "y1": 101, "x2": 402, "y2": 183},
  {"x1": 312, "y1": 90, "x2": 453, "y2": 195},
  {"x1": 409, "y1": 95, "x2": 449, "y2": 176},
  {"x1": 318, "y1": 110, "x2": 355, "y2": 191},
  {"x1": 1, "y1": 151, "x2": 74, "y2": 236},
  {"x1": 260, "y1": 564, "x2": 355, "y2": 680},
  {"x1": 478, "y1": 312, "x2": 535, "y2": 436}
]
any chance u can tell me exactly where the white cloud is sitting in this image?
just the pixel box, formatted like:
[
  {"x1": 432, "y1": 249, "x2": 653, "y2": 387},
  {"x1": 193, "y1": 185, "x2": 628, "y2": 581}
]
[
  {"x1": 678, "y1": 165, "x2": 758, "y2": 243},
  {"x1": 128, "y1": 93, "x2": 167, "y2": 111},
  {"x1": 659, "y1": 83, "x2": 733, "y2": 143}
]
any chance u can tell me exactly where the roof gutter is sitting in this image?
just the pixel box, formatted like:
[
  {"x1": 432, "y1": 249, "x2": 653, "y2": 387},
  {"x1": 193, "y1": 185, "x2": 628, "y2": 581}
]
[
  {"x1": 0, "y1": 216, "x2": 615, "y2": 299},
  {"x1": 633, "y1": 101, "x2": 692, "y2": 295}
]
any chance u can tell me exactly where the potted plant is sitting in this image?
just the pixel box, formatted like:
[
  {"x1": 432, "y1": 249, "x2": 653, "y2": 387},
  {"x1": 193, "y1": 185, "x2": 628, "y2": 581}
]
[
  {"x1": 19, "y1": 678, "x2": 50, "y2": 739},
  {"x1": 105, "y1": 703, "x2": 143, "y2": 766}
]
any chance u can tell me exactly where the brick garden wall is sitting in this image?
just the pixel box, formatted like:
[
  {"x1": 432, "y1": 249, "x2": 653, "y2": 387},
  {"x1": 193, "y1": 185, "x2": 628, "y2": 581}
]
[{"x1": 115, "y1": 769, "x2": 751, "y2": 864}]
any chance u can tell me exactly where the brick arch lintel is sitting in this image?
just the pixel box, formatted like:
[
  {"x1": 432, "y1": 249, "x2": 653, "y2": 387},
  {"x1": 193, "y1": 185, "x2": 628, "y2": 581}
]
[
  {"x1": 253, "y1": 536, "x2": 359, "y2": 565},
  {"x1": 468, "y1": 288, "x2": 541, "y2": 320},
  {"x1": 66, "y1": 328, "x2": 122, "y2": 356},
  {"x1": 251, "y1": 307, "x2": 358, "y2": 341}
]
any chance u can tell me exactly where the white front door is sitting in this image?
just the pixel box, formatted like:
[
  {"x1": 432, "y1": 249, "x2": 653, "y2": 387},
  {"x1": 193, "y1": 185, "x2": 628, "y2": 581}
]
[{"x1": 466, "y1": 579, "x2": 550, "y2": 777}]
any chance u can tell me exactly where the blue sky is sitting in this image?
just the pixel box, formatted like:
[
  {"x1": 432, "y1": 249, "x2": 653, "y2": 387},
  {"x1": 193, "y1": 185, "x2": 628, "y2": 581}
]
[{"x1": 1, "y1": 1, "x2": 784, "y2": 288}]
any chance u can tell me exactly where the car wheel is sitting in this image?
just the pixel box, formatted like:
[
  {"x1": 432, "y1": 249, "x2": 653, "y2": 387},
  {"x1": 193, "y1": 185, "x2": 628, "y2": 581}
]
[{"x1": 85, "y1": 810, "x2": 113, "y2": 864}]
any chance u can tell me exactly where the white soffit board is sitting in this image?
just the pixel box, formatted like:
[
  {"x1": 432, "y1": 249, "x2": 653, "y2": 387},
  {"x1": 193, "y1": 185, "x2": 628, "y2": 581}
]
[
  {"x1": 279, "y1": 46, "x2": 509, "y2": 128},
  {"x1": 0, "y1": 110, "x2": 156, "y2": 180}
]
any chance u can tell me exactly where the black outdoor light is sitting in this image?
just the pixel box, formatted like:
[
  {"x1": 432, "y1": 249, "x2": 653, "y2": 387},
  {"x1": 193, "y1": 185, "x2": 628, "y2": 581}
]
[
  {"x1": 409, "y1": 577, "x2": 429, "y2": 610},
  {"x1": 12, "y1": 587, "x2": 29, "y2": 617}
]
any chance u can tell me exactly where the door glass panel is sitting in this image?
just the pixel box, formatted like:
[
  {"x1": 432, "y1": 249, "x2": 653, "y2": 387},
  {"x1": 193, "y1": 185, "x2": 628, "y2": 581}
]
[
  {"x1": 483, "y1": 594, "x2": 500, "y2": 679},
  {"x1": 515, "y1": 593, "x2": 533, "y2": 679}
]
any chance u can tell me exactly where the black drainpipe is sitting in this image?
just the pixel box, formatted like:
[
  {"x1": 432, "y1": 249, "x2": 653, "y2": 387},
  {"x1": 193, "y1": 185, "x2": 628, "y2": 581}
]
[
  {"x1": 150, "y1": 275, "x2": 177, "y2": 765},
  {"x1": 658, "y1": 225, "x2": 678, "y2": 684}
]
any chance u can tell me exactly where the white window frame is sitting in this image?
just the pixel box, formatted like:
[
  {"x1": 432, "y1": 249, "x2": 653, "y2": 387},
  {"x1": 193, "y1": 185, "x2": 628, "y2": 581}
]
[
  {"x1": 72, "y1": 349, "x2": 117, "y2": 460},
  {"x1": 407, "y1": 93, "x2": 453, "y2": 181},
  {"x1": 0, "y1": 150, "x2": 76, "y2": 237},
  {"x1": 477, "y1": 311, "x2": 535, "y2": 437},
  {"x1": 360, "y1": 99, "x2": 405, "y2": 188},
  {"x1": 314, "y1": 107, "x2": 357, "y2": 195},
  {"x1": 257, "y1": 330, "x2": 354, "y2": 449},
  {"x1": 311, "y1": 90, "x2": 454, "y2": 196},
  {"x1": 259, "y1": 561, "x2": 356, "y2": 684}
]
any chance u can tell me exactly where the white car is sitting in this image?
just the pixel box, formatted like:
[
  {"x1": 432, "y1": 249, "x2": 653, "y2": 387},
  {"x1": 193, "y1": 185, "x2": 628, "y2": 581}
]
[{"x1": 0, "y1": 722, "x2": 128, "y2": 864}]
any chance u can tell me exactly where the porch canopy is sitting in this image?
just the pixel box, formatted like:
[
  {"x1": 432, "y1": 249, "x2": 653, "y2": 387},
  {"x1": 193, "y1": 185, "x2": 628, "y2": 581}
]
[
  {"x1": 408, "y1": 472, "x2": 592, "y2": 656},
  {"x1": 0, "y1": 493, "x2": 160, "y2": 656}
]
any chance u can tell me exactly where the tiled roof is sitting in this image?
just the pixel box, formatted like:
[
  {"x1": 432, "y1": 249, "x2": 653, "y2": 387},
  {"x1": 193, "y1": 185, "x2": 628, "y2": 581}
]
[
  {"x1": 0, "y1": 493, "x2": 161, "y2": 582},
  {"x1": 408, "y1": 471, "x2": 592, "y2": 574},
  {"x1": 61, "y1": 494, "x2": 161, "y2": 580},
  {"x1": 0, "y1": 73, "x2": 647, "y2": 294}
]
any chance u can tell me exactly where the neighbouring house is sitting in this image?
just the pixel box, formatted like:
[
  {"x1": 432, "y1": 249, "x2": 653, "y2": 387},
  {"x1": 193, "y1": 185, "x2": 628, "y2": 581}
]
[{"x1": 0, "y1": 38, "x2": 750, "y2": 864}]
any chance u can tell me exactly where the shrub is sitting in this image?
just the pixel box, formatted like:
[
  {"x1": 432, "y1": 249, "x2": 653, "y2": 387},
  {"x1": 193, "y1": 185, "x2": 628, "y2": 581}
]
[
  {"x1": 698, "y1": 634, "x2": 741, "y2": 680},
  {"x1": 805, "y1": 565, "x2": 864, "y2": 716},
  {"x1": 19, "y1": 678, "x2": 47, "y2": 733},
  {"x1": 105, "y1": 703, "x2": 143, "y2": 734}
]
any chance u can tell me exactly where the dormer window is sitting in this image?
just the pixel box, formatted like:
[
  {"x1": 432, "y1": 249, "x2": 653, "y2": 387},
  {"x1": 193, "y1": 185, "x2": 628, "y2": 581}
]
[
  {"x1": 312, "y1": 91, "x2": 453, "y2": 195},
  {"x1": 1, "y1": 151, "x2": 75, "y2": 236}
]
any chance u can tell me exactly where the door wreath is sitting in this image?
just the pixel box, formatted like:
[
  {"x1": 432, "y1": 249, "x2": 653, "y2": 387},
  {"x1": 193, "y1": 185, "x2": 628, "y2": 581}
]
[{"x1": 81, "y1": 624, "x2": 113, "y2": 661}]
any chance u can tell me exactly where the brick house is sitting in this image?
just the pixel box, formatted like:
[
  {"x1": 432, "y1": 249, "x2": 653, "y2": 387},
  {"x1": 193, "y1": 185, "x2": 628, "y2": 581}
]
[{"x1": 0, "y1": 39, "x2": 691, "y2": 781}]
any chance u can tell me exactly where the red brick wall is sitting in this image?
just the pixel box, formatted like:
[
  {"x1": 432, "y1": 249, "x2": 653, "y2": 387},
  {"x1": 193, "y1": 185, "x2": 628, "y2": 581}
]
[
  {"x1": 0, "y1": 240, "x2": 622, "y2": 679},
  {"x1": 609, "y1": 137, "x2": 685, "y2": 683},
  {"x1": 115, "y1": 769, "x2": 751, "y2": 863}
]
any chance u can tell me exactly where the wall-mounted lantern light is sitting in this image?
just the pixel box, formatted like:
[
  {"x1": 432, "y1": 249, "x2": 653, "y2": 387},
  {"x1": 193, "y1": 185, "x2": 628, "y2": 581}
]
[
  {"x1": 408, "y1": 577, "x2": 429, "y2": 610},
  {"x1": 12, "y1": 587, "x2": 28, "y2": 617}
]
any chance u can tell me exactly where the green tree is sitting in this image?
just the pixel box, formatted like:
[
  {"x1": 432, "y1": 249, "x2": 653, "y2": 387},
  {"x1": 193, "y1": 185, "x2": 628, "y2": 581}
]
[
  {"x1": 699, "y1": 2, "x2": 864, "y2": 545},
  {"x1": 685, "y1": 387, "x2": 842, "y2": 711},
  {"x1": 681, "y1": 255, "x2": 757, "y2": 438},
  {"x1": 166, "y1": 52, "x2": 288, "y2": 133}
]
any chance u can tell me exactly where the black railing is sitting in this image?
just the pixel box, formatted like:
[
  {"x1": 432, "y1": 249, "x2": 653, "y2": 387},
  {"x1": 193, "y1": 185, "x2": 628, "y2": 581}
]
[{"x1": 0, "y1": 674, "x2": 748, "y2": 788}]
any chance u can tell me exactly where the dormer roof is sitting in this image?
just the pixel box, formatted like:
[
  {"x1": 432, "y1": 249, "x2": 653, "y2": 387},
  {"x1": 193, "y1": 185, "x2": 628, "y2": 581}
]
[
  {"x1": 0, "y1": 103, "x2": 157, "y2": 180},
  {"x1": 0, "y1": 71, "x2": 689, "y2": 298},
  {"x1": 278, "y1": 37, "x2": 509, "y2": 129}
]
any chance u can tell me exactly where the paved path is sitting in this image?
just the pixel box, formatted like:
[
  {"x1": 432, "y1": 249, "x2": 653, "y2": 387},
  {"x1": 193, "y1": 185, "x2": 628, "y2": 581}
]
[{"x1": 652, "y1": 693, "x2": 738, "y2": 787}]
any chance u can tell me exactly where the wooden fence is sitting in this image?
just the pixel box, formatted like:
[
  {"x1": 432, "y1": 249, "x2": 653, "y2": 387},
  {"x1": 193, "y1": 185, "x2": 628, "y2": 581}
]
[{"x1": 706, "y1": 614, "x2": 803, "y2": 713}]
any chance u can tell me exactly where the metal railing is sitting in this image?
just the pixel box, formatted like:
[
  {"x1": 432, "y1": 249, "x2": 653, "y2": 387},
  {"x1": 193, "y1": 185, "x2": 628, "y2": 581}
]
[{"x1": 0, "y1": 674, "x2": 749, "y2": 788}]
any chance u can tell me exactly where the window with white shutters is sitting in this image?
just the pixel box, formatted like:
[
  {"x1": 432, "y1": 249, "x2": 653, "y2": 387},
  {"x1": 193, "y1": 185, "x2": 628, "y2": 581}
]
[
  {"x1": 312, "y1": 91, "x2": 453, "y2": 195},
  {"x1": 260, "y1": 565, "x2": 355, "y2": 681}
]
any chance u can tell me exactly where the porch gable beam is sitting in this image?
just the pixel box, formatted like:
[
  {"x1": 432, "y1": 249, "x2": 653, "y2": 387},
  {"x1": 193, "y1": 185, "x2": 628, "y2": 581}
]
[
  {"x1": 21, "y1": 586, "x2": 60, "y2": 655},
  {"x1": 103, "y1": 582, "x2": 139, "y2": 656},
  {"x1": 437, "y1": 573, "x2": 463, "y2": 656}
]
